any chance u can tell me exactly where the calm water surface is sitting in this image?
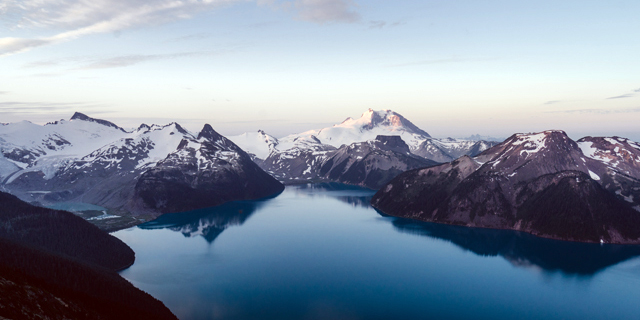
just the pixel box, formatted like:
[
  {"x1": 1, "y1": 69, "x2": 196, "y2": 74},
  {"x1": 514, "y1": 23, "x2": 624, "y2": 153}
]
[{"x1": 114, "y1": 184, "x2": 640, "y2": 320}]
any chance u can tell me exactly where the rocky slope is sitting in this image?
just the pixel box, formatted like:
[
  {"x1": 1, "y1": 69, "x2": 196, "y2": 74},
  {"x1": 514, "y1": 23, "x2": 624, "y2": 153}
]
[
  {"x1": 318, "y1": 135, "x2": 438, "y2": 189},
  {"x1": 372, "y1": 130, "x2": 640, "y2": 244}
]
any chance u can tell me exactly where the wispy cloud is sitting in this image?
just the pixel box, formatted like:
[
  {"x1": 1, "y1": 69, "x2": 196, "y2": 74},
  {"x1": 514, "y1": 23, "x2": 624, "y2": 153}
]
[
  {"x1": 607, "y1": 93, "x2": 635, "y2": 99},
  {"x1": 77, "y1": 52, "x2": 212, "y2": 69},
  {"x1": 369, "y1": 20, "x2": 386, "y2": 29},
  {"x1": 166, "y1": 33, "x2": 213, "y2": 42},
  {"x1": 634, "y1": 88, "x2": 640, "y2": 93},
  {"x1": 0, "y1": 91, "x2": 8, "y2": 95},
  {"x1": 546, "y1": 107, "x2": 640, "y2": 114},
  {"x1": 368, "y1": 20, "x2": 403, "y2": 29},
  {"x1": 290, "y1": 0, "x2": 360, "y2": 23},
  {"x1": 544, "y1": 100, "x2": 561, "y2": 105},
  {"x1": 389, "y1": 57, "x2": 496, "y2": 68},
  {"x1": 22, "y1": 51, "x2": 226, "y2": 71},
  {"x1": 0, "y1": 101, "x2": 110, "y2": 116},
  {"x1": 1, "y1": 0, "x2": 362, "y2": 56}
]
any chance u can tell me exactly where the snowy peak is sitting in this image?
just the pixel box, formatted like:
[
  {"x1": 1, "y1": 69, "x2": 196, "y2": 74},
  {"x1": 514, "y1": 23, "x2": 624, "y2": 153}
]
[
  {"x1": 70, "y1": 112, "x2": 126, "y2": 132},
  {"x1": 336, "y1": 109, "x2": 431, "y2": 137}
]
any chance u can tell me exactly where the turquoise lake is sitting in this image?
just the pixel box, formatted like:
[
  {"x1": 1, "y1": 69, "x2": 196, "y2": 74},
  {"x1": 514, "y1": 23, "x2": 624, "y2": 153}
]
[{"x1": 114, "y1": 183, "x2": 640, "y2": 320}]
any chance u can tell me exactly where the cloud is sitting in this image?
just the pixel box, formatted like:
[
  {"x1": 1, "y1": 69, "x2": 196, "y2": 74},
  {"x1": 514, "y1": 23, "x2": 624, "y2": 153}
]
[
  {"x1": 77, "y1": 52, "x2": 208, "y2": 69},
  {"x1": 369, "y1": 20, "x2": 385, "y2": 29},
  {"x1": 388, "y1": 57, "x2": 497, "y2": 68},
  {"x1": 544, "y1": 100, "x2": 561, "y2": 105},
  {"x1": 0, "y1": 91, "x2": 8, "y2": 95},
  {"x1": 634, "y1": 88, "x2": 640, "y2": 93},
  {"x1": 0, "y1": 101, "x2": 110, "y2": 115},
  {"x1": 1, "y1": 0, "x2": 362, "y2": 56},
  {"x1": 607, "y1": 93, "x2": 635, "y2": 99},
  {"x1": 0, "y1": 0, "x2": 236, "y2": 57},
  {"x1": 166, "y1": 33, "x2": 214, "y2": 42},
  {"x1": 368, "y1": 20, "x2": 403, "y2": 29},
  {"x1": 292, "y1": 0, "x2": 359, "y2": 23},
  {"x1": 546, "y1": 107, "x2": 640, "y2": 114},
  {"x1": 23, "y1": 51, "x2": 225, "y2": 71}
]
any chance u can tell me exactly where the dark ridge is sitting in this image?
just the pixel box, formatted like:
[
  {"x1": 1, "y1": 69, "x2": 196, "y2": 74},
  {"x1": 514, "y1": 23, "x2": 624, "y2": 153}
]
[
  {"x1": 197, "y1": 123, "x2": 224, "y2": 141},
  {"x1": 177, "y1": 139, "x2": 189, "y2": 150},
  {"x1": 70, "y1": 112, "x2": 127, "y2": 133},
  {"x1": 170, "y1": 122, "x2": 189, "y2": 135},
  {"x1": 0, "y1": 237, "x2": 177, "y2": 320},
  {"x1": 0, "y1": 191, "x2": 134, "y2": 271}
]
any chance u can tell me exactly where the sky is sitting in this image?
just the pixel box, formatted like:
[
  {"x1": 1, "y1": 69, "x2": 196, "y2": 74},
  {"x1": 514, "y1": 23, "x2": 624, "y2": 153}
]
[{"x1": 1, "y1": 0, "x2": 640, "y2": 140}]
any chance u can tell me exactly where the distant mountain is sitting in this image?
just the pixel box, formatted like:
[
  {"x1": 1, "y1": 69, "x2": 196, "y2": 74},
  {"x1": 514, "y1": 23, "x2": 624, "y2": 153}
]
[
  {"x1": 228, "y1": 109, "x2": 497, "y2": 188},
  {"x1": 0, "y1": 190, "x2": 176, "y2": 319},
  {"x1": 463, "y1": 134, "x2": 503, "y2": 142},
  {"x1": 372, "y1": 130, "x2": 640, "y2": 244},
  {"x1": 0, "y1": 113, "x2": 284, "y2": 225}
]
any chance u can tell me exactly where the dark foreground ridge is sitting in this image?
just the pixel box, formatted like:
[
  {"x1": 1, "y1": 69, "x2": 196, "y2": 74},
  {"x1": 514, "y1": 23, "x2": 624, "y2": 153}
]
[
  {"x1": 0, "y1": 191, "x2": 177, "y2": 319},
  {"x1": 372, "y1": 130, "x2": 640, "y2": 244}
]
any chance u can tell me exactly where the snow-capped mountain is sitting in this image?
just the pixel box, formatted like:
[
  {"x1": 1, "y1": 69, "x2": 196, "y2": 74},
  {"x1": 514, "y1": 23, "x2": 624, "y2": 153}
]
[
  {"x1": 372, "y1": 130, "x2": 640, "y2": 244},
  {"x1": 290, "y1": 109, "x2": 431, "y2": 149},
  {"x1": 0, "y1": 113, "x2": 284, "y2": 223},
  {"x1": 229, "y1": 109, "x2": 497, "y2": 163},
  {"x1": 130, "y1": 124, "x2": 283, "y2": 215},
  {"x1": 228, "y1": 109, "x2": 497, "y2": 187}
]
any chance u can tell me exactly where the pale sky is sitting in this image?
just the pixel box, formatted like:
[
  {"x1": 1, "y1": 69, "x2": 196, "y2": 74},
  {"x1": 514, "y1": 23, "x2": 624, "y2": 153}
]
[{"x1": 1, "y1": 0, "x2": 640, "y2": 140}]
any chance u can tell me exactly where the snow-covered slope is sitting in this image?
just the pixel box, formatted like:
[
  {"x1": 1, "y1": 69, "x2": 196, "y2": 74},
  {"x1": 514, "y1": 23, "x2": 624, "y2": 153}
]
[
  {"x1": 294, "y1": 109, "x2": 431, "y2": 149},
  {"x1": 226, "y1": 130, "x2": 278, "y2": 160},
  {"x1": 0, "y1": 113, "x2": 284, "y2": 222}
]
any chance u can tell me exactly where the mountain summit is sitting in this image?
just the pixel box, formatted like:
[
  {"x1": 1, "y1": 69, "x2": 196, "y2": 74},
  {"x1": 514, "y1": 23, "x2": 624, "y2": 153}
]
[{"x1": 306, "y1": 109, "x2": 431, "y2": 148}]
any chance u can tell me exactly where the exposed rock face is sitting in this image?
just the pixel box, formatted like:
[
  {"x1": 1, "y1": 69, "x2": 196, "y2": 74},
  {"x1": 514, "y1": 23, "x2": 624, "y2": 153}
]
[
  {"x1": 319, "y1": 135, "x2": 438, "y2": 189},
  {"x1": 372, "y1": 130, "x2": 640, "y2": 244},
  {"x1": 130, "y1": 124, "x2": 284, "y2": 215}
]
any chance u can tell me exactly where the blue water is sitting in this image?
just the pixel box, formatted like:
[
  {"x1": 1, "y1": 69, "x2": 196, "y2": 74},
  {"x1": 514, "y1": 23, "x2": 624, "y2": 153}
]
[{"x1": 114, "y1": 183, "x2": 640, "y2": 320}]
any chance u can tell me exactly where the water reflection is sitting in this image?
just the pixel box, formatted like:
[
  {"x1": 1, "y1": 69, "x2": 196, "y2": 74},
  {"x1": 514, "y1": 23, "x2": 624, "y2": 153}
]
[
  {"x1": 384, "y1": 213, "x2": 640, "y2": 276},
  {"x1": 293, "y1": 182, "x2": 375, "y2": 208},
  {"x1": 139, "y1": 199, "x2": 270, "y2": 243}
]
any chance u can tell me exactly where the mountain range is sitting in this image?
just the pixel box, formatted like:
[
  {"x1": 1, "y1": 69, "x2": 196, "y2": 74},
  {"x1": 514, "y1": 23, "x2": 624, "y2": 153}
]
[
  {"x1": 228, "y1": 109, "x2": 498, "y2": 187},
  {"x1": 372, "y1": 130, "x2": 640, "y2": 244},
  {"x1": 0, "y1": 109, "x2": 496, "y2": 228},
  {"x1": 1, "y1": 113, "x2": 284, "y2": 224}
]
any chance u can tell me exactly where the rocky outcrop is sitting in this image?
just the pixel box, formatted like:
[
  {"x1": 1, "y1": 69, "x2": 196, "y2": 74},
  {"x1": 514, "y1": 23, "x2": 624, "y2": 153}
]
[{"x1": 319, "y1": 135, "x2": 438, "y2": 189}]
